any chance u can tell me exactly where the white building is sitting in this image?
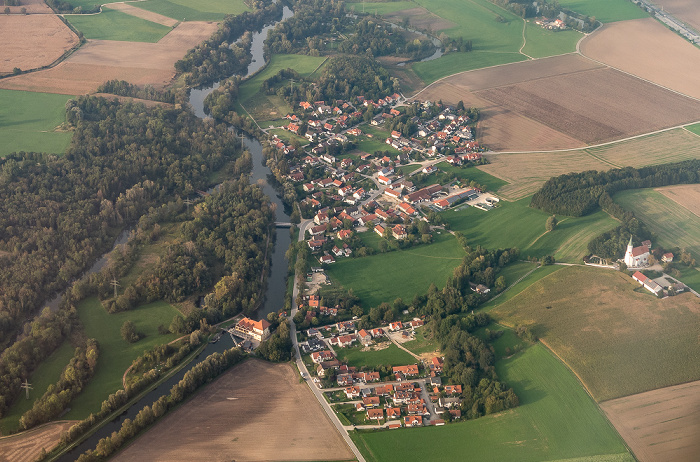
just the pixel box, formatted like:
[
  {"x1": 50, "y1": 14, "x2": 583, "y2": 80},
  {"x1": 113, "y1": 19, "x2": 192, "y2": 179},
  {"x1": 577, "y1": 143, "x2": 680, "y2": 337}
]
[{"x1": 624, "y1": 237, "x2": 650, "y2": 268}]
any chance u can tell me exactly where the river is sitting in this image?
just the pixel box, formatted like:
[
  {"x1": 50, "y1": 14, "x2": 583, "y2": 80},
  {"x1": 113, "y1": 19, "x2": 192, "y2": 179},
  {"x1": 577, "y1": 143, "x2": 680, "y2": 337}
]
[{"x1": 55, "y1": 7, "x2": 294, "y2": 461}]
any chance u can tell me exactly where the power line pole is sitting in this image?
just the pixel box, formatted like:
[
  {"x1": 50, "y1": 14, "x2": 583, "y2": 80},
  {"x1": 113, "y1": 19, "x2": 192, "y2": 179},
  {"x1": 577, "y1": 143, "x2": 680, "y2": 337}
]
[
  {"x1": 184, "y1": 198, "x2": 194, "y2": 212},
  {"x1": 21, "y1": 380, "x2": 32, "y2": 400},
  {"x1": 111, "y1": 279, "x2": 120, "y2": 299}
]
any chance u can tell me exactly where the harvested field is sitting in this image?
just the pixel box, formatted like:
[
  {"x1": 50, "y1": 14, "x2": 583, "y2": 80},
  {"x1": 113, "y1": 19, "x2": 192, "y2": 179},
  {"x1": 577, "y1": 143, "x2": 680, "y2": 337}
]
[
  {"x1": 650, "y1": 0, "x2": 700, "y2": 34},
  {"x1": 113, "y1": 359, "x2": 353, "y2": 462},
  {"x1": 601, "y1": 380, "x2": 700, "y2": 462},
  {"x1": 106, "y1": 2, "x2": 179, "y2": 27},
  {"x1": 475, "y1": 67, "x2": 700, "y2": 144},
  {"x1": 656, "y1": 184, "x2": 700, "y2": 217},
  {"x1": 0, "y1": 21, "x2": 218, "y2": 94},
  {"x1": 0, "y1": 15, "x2": 79, "y2": 74},
  {"x1": 1, "y1": 0, "x2": 52, "y2": 14},
  {"x1": 0, "y1": 421, "x2": 77, "y2": 462},
  {"x1": 581, "y1": 18, "x2": 700, "y2": 100},
  {"x1": 586, "y1": 128, "x2": 700, "y2": 168},
  {"x1": 384, "y1": 6, "x2": 456, "y2": 32},
  {"x1": 478, "y1": 151, "x2": 609, "y2": 200}
]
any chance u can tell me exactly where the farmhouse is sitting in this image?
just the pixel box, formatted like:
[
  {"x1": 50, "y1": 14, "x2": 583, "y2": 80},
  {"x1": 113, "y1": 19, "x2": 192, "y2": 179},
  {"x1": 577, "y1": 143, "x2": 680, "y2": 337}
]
[
  {"x1": 233, "y1": 317, "x2": 271, "y2": 341},
  {"x1": 631, "y1": 271, "x2": 663, "y2": 296}
]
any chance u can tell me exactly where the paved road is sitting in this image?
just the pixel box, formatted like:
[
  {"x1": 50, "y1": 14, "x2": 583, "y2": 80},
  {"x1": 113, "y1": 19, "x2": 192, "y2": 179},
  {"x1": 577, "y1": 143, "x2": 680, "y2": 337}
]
[{"x1": 288, "y1": 220, "x2": 367, "y2": 462}]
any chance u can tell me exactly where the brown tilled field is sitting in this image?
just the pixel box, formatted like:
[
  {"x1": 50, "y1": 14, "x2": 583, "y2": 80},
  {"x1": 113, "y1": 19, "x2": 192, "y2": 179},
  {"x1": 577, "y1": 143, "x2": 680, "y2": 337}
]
[
  {"x1": 2, "y1": 0, "x2": 52, "y2": 14},
  {"x1": 479, "y1": 151, "x2": 610, "y2": 200},
  {"x1": 112, "y1": 359, "x2": 354, "y2": 462},
  {"x1": 0, "y1": 21, "x2": 217, "y2": 94},
  {"x1": 107, "y1": 3, "x2": 179, "y2": 27},
  {"x1": 384, "y1": 6, "x2": 456, "y2": 32},
  {"x1": 0, "y1": 421, "x2": 77, "y2": 462},
  {"x1": 601, "y1": 380, "x2": 700, "y2": 462},
  {"x1": 580, "y1": 18, "x2": 700, "y2": 100},
  {"x1": 656, "y1": 184, "x2": 700, "y2": 217},
  {"x1": 475, "y1": 67, "x2": 700, "y2": 144},
  {"x1": 0, "y1": 15, "x2": 79, "y2": 74},
  {"x1": 653, "y1": 0, "x2": 700, "y2": 32}
]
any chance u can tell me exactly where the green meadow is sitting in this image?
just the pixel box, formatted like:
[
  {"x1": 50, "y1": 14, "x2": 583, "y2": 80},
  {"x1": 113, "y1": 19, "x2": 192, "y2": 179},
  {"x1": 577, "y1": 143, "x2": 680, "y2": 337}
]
[
  {"x1": 136, "y1": 0, "x2": 250, "y2": 21},
  {"x1": 558, "y1": 0, "x2": 649, "y2": 23},
  {"x1": 67, "y1": 8, "x2": 172, "y2": 42},
  {"x1": 412, "y1": 52, "x2": 527, "y2": 84},
  {"x1": 435, "y1": 162, "x2": 508, "y2": 191},
  {"x1": 522, "y1": 22, "x2": 582, "y2": 58},
  {"x1": 686, "y1": 123, "x2": 700, "y2": 137},
  {"x1": 442, "y1": 197, "x2": 619, "y2": 263},
  {"x1": 326, "y1": 232, "x2": 465, "y2": 309},
  {"x1": 401, "y1": 328, "x2": 439, "y2": 355},
  {"x1": 64, "y1": 298, "x2": 181, "y2": 419},
  {"x1": 345, "y1": 2, "x2": 416, "y2": 16},
  {"x1": 336, "y1": 344, "x2": 417, "y2": 369},
  {"x1": 0, "y1": 89, "x2": 74, "y2": 157},
  {"x1": 352, "y1": 344, "x2": 631, "y2": 462},
  {"x1": 0, "y1": 342, "x2": 75, "y2": 433}
]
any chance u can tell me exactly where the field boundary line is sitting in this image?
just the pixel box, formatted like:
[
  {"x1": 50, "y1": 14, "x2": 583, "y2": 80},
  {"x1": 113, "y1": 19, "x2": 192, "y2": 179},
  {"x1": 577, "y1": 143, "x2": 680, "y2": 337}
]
[
  {"x1": 682, "y1": 126, "x2": 700, "y2": 139},
  {"x1": 584, "y1": 149, "x2": 622, "y2": 169},
  {"x1": 518, "y1": 18, "x2": 534, "y2": 60}
]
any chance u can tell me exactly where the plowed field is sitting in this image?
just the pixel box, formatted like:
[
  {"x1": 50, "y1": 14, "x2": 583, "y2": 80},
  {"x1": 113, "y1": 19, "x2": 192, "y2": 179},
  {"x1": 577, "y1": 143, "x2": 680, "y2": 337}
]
[
  {"x1": 0, "y1": 15, "x2": 79, "y2": 74},
  {"x1": 653, "y1": 0, "x2": 700, "y2": 31},
  {"x1": 580, "y1": 18, "x2": 700, "y2": 100},
  {"x1": 0, "y1": 421, "x2": 77, "y2": 462},
  {"x1": 112, "y1": 359, "x2": 354, "y2": 462},
  {"x1": 601, "y1": 380, "x2": 700, "y2": 462}
]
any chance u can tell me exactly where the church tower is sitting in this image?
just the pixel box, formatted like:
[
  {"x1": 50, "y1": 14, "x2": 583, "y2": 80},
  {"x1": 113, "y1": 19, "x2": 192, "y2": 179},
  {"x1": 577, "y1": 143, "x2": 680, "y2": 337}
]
[{"x1": 624, "y1": 236, "x2": 634, "y2": 267}]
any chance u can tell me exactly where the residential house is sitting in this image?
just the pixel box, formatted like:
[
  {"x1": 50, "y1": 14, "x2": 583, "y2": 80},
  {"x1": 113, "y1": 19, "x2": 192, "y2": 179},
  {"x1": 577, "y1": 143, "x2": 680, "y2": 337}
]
[
  {"x1": 367, "y1": 408, "x2": 384, "y2": 420},
  {"x1": 329, "y1": 334, "x2": 356, "y2": 347},
  {"x1": 337, "y1": 321, "x2": 356, "y2": 333},
  {"x1": 393, "y1": 224, "x2": 407, "y2": 240},
  {"x1": 430, "y1": 357, "x2": 444, "y2": 374},
  {"x1": 358, "y1": 329, "x2": 372, "y2": 345},
  {"x1": 345, "y1": 386, "x2": 361, "y2": 399},
  {"x1": 374, "y1": 224, "x2": 386, "y2": 237},
  {"x1": 444, "y1": 385, "x2": 462, "y2": 395},
  {"x1": 438, "y1": 397, "x2": 461, "y2": 409},
  {"x1": 311, "y1": 350, "x2": 335, "y2": 363},
  {"x1": 393, "y1": 365, "x2": 419, "y2": 378},
  {"x1": 389, "y1": 321, "x2": 403, "y2": 331},
  {"x1": 405, "y1": 416, "x2": 422, "y2": 427},
  {"x1": 319, "y1": 254, "x2": 335, "y2": 264},
  {"x1": 316, "y1": 359, "x2": 341, "y2": 377}
]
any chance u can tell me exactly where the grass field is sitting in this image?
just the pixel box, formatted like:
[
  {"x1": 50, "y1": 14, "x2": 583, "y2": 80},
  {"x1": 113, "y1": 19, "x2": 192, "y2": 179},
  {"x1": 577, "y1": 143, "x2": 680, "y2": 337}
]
[
  {"x1": 615, "y1": 188, "x2": 700, "y2": 261},
  {"x1": 481, "y1": 264, "x2": 563, "y2": 311},
  {"x1": 136, "y1": 0, "x2": 250, "y2": 21},
  {"x1": 558, "y1": 0, "x2": 649, "y2": 23},
  {"x1": 435, "y1": 162, "x2": 508, "y2": 191},
  {"x1": 677, "y1": 266, "x2": 700, "y2": 293},
  {"x1": 443, "y1": 197, "x2": 619, "y2": 263},
  {"x1": 412, "y1": 52, "x2": 527, "y2": 84},
  {"x1": 239, "y1": 55, "x2": 327, "y2": 102},
  {"x1": 686, "y1": 122, "x2": 700, "y2": 136},
  {"x1": 0, "y1": 342, "x2": 74, "y2": 433},
  {"x1": 491, "y1": 265, "x2": 700, "y2": 401},
  {"x1": 325, "y1": 232, "x2": 465, "y2": 308},
  {"x1": 67, "y1": 8, "x2": 172, "y2": 42},
  {"x1": 522, "y1": 23, "x2": 582, "y2": 58},
  {"x1": 352, "y1": 344, "x2": 631, "y2": 462},
  {"x1": 401, "y1": 327, "x2": 439, "y2": 355},
  {"x1": 0, "y1": 89, "x2": 74, "y2": 157},
  {"x1": 64, "y1": 298, "x2": 180, "y2": 419},
  {"x1": 336, "y1": 344, "x2": 417, "y2": 369},
  {"x1": 474, "y1": 325, "x2": 528, "y2": 359},
  {"x1": 345, "y1": 2, "x2": 417, "y2": 16}
]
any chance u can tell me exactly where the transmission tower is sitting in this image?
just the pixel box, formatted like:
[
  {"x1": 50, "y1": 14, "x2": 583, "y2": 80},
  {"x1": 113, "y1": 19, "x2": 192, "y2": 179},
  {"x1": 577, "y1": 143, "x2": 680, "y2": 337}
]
[
  {"x1": 21, "y1": 380, "x2": 32, "y2": 400},
  {"x1": 111, "y1": 279, "x2": 120, "y2": 299},
  {"x1": 184, "y1": 198, "x2": 194, "y2": 212}
]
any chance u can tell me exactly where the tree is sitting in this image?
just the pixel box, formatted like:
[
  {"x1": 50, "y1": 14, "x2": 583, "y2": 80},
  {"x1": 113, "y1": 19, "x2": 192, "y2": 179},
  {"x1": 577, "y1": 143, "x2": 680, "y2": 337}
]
[
  {"x1": 545, "y1": 215, "x2": 558, "y2": 232},
  {"x1": 120, "y1": 321, "x2": 141, "y2": 343},
  {"x1": 4, "y1": 7, "x2": 9, "y2": 14}
]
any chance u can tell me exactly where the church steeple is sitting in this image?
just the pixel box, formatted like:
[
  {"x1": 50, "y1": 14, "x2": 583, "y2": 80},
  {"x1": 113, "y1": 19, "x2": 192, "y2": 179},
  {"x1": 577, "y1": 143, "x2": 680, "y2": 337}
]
[{"x1": 627, "y1": 235, "x2": 633, "y2": 249}]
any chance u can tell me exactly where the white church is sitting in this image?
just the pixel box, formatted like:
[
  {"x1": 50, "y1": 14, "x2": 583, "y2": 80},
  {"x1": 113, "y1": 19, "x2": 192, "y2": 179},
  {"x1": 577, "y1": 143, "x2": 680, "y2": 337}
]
[{"x1": 623, "y1": 236, "x2": 651, "y2": 268}]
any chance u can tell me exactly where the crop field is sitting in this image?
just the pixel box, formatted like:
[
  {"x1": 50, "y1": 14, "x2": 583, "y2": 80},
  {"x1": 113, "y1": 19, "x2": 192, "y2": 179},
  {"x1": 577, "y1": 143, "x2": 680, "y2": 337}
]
[
  {"x1": 336, "y1": 344, "x2": 417, "y2": 369},
  {"x1": 655, "y1": 0, "x2": 700, "y2": 31},
  {"x1": 0, "y1": 342, "x2": 74, "y2": 434},
  {"x1": 0, "y1": 89, "x2": 75, "y2": 157},
  {"x1": 601, "y1": 380, "x2": 700, "y2": 462},
  {"x1": 325, "y1": 232, "x2": 465, "y2": 308},
  {"x1": 113, "y1": 359, "x2": 354, "y2": 462},
  {"x1": 580, "y1": 18, "x2": 700, "y2": 100},
  {"x1": 0, "y1": 15, "x2": 79, "y2": 75},
  {"x1": 615, "y1": 187, "x2": 700, "y2": 261},
  {"x1": 491, "y1": 265, "x2": 700, "y2": 402},
  {"x1": 64, "y1": 298, "x2": 180, "y2": 420},
  {"x1": 1, "y1": 0, "x2": 52, "y2": 13},
  {"x1": 0, "y1": 22, "x2": 218, "y2": 94},
  {"x1": 67, "y1": 8, "x2": 172, "y2": 42},
  {"x1": 135, "y1": 0, "x2": 250, "y2": 21},
  {"x1": 475, "y1": 67, "x2": 700, "y2": 145},
  {"x1": 558, "y1": 0, "x2": 649, "y2": 23},
  {"x1": 442, "y1": 197, "x2": 618, "y2": 263},
  {"x1": 352, "y1": 344, "x2": 631, "y2": 462},
  {"x1": 0, "y1": 421, "x2": 78, "y2": 462},
  {"x1": 106, "y1": 3, "x2": 179, "y2": 27}
]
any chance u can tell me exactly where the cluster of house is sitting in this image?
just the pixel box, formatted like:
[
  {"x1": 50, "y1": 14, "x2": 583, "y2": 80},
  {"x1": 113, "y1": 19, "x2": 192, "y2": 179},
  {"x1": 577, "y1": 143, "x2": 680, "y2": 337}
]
[
  {"x1": 535, "y1": 17, "x2": 567, "y2": 30},
  {"x1": 632, "y1": 271, "x2": 687, "y2": 296}
]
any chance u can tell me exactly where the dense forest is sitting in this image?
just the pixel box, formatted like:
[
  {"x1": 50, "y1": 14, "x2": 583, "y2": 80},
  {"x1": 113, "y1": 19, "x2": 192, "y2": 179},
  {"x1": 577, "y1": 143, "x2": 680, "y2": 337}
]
[
  {"x1": 0, "y1": 96, "x2": 245, "y2": 418},
  {"x1": 96, "y1": 80, "x2": 179, "y2": 104}
]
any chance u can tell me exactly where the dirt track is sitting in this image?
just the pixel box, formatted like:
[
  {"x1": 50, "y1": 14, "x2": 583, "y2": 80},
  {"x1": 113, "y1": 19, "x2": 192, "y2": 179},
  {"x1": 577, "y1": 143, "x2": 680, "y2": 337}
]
[
  {"x1": 601, "y1": 380, "x2": 700, "y2": 462},
  {"x1": 0, "y1": 421, "x2": 77, "y2": 462},
  {"x1": 113, "y1": 359, "x2": 354, "y2": 462},
  {"x1": 0, "y1": 15, "x2": 79, "y2": 74},
  {"x1": 0, "y1": 21, "x2": 217, "y2": 94},
  {"x1": 580, "y1": 18, "x2": 700, "y2": 100}
]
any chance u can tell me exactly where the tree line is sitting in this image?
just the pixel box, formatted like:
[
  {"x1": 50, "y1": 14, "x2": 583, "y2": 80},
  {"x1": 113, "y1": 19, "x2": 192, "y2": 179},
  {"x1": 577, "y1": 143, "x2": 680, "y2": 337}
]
[{"x1": 96, "y1": 80, "x2": 179, "y2": 104}]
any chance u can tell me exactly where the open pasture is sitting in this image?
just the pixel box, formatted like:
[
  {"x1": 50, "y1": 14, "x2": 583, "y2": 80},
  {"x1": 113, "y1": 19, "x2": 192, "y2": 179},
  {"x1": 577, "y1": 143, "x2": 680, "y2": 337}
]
[
  {"x1": 0, "y1": 421, "x2": 77, "y2": 462},
  {"x1": 0, "y1": 89, "x2": 74, "y2": 157},
  {"x1": 615, "y1": 187, "x2": 700, "y2": 261},
  {"x1": 654, "y1": 0, "x2": 700, "y2": 31},
  {"x1": 0, "y1": 21, "x2": 218, "y2": 94},
  {"x1": 521, "y1": 22, "x2": 582, "y2": 58},
  {"x1": 443, "y1": 197, "x2": 618, "y2": 263},
  {"x1": 0, "y1": 15, "x2": 79, "y2": 74},
  {"x1": 474, "y1": 67, "x2": 700, "y2": 145},
  {"x1": 491, "y1": 265, "x2": 700, "y2": 402},
  {"x1": 325, "y1": 232, "x2": 465, "y2": 309},
  {"x1": 580, "y1": 18, "x2": 700, "y2": 100},
  {"x1": 352, "y1": 344, "x2": 631, "y2": 462},
  {"x1": 67, "y1": 7, "x2": 172, "y2": 42},
  {"x1": 113, "y1": 359, "x2": 354, "y2": 462},
  {"x1": 558, "y1": 0, "x2": 649, "y2": 23},
  {"x1": 337, "y1": 344, "x2": 417, "y2": 369},
  {"x1": 601, "y1": 380, "x2": 700, "y2": 462},
  {"x1": 135, "y1": 0, "x2": 250, "y2": 21}
]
